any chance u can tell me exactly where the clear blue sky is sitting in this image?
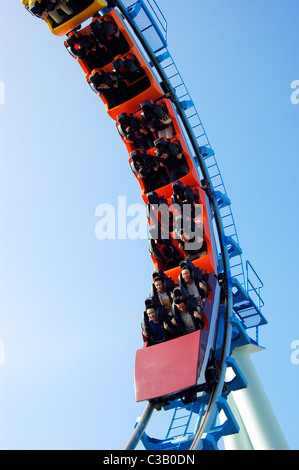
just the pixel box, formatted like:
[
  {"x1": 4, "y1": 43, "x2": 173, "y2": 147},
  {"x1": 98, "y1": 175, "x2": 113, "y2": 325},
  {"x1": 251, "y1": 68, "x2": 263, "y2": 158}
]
[{"x1": 0, "y1": 0, "x2": 298, "y2": 450}]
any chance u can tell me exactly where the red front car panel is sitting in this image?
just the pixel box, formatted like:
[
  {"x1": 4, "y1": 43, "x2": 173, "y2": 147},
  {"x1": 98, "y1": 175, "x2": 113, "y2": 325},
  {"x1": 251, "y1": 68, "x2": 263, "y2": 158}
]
[
  {"x1": 135, "y1": 330, "x2": 202, "y2": 402},
  {"x1": 134, "y1": 274, "x2": 220, "y2": 402}
]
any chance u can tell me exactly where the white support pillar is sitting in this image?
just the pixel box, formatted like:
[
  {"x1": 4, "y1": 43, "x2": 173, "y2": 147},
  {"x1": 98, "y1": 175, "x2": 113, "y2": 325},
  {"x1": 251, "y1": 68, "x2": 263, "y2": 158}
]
[
  {"x1": 221, "y1": 392, "x2": 254, "y2": 450},
  {"x1": 227, "y1": 345, "x2": 289, "y2": 450}
]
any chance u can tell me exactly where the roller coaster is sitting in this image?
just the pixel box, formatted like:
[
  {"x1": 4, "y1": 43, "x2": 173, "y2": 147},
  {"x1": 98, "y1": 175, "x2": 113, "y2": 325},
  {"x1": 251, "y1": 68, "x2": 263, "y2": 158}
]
[{"x1": 21, "y1": 0, "x2": 288, "y2": 451}]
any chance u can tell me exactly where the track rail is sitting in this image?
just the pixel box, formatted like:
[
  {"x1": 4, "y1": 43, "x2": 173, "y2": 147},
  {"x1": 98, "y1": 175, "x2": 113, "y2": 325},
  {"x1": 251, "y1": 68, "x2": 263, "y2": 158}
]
[{"x1": 125, "y1": 402, "x2": 155, "y2": 450}]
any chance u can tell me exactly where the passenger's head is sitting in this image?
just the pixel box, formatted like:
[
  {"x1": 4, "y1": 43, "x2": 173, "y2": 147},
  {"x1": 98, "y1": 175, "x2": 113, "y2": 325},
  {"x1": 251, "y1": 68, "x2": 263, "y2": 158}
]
[
  {"x1": 117, "y1": 113, "x2": 131, "y2": 126},
  {"x1": 147, "y1": 191, "x2": 160, "y2": 205},
  {"x1": 139, "y1": 165, "x2": 148, "y2": 177},
  {"x1": 181, "y1": 268, "x2": 192, "y2": 283},
  {"x1": 146, "y1": 307, "x2": 157, "y2": 322},
  {"x1": 172, "y1": 181, "x2": 186, "y2": 200},
  {"x1": 154, "y1": 278, "x2": 164, "y2": 293},
  {"x1": 174, "y1": 295, "x2": 187, "y2": 312}
]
